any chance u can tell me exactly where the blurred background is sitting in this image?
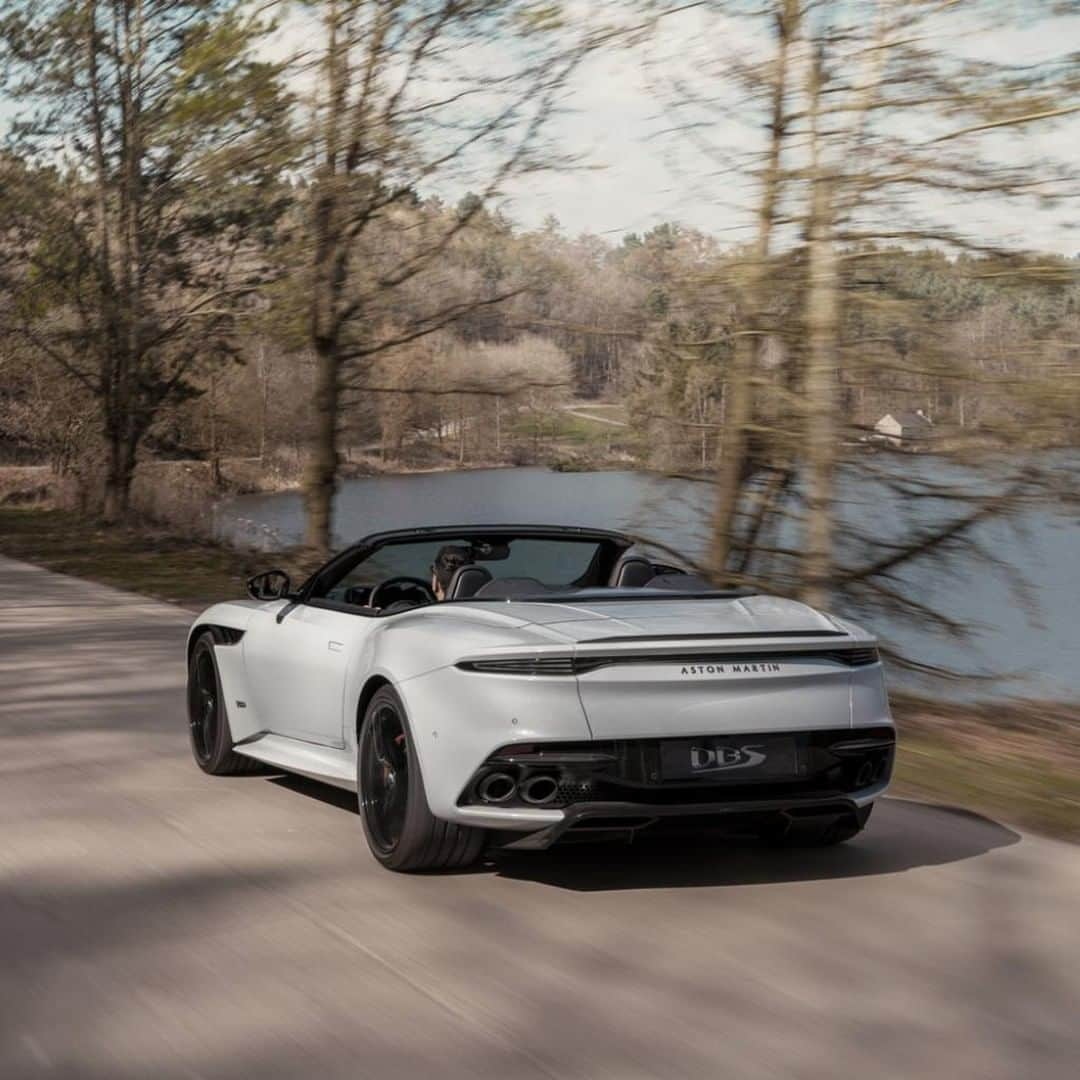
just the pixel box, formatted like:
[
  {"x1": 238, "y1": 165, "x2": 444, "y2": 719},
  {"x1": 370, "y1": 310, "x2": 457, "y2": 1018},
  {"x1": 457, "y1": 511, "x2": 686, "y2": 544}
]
[{"x1": 0, "y1": 2, "x2": 1077, "y2": 829}]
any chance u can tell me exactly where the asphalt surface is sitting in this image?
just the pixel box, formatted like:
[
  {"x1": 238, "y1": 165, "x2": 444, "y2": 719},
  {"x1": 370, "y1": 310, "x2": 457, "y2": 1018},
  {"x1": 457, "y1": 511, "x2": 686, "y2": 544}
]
[{"x1": 1, "y1": 555, "x2": 1078, "y2": 1080}]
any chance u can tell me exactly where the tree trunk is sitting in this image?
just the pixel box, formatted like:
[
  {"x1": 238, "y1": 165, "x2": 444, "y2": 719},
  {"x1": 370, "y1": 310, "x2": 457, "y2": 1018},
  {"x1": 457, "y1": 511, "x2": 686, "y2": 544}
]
[
  {"x1": 709, "y1": 0, "x2": 799, "y2": 581},
  {"x1": 303, "y1": 2, "x2": 349, "y2": 554},
  {"x1": 737, "y1": 466, "x2": 792, "y2": 575},
  {"x1": 88, "y1": 5, "x2": 125, "y2": 525},
  {"x1": 257, "y1": 339, "x2": 269, "y2": 464},
  {"x1": 208, "y1": 369, "x2": 222, "y2": 490},
  {"x1": 800, "y1": 43, "x2": 839, "y2": 609},
  {"x1": 304, "y1": 340, "x2": 340, "y2": 551},
  {"x1": 102, "y1": 429, "x2": 136, "y2": 522}
]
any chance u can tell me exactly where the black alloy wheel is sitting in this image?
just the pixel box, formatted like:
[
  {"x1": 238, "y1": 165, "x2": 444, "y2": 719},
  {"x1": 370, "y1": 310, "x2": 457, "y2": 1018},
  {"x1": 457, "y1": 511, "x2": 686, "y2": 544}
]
[
  {"x1": 357, "y1": 685, "x2": 486, "y2": 872},
  {"x1": 189, "y1": 644, "x2": 220, "y2": 765},
  {"x1": 186, "y1": 632, "x2": 263, "y2": 776},
  {"x1": 360, "y1": 700, "x2": 410, "y2": 854}
]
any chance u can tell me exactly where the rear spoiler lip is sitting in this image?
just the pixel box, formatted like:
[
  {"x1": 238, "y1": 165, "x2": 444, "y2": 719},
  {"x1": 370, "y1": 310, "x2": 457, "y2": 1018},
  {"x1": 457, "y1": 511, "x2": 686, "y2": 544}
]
[
  {"x1": 454, "y1": 632, "x2": 858, "y2": 665},
  {"x1": 456, "y1": 642, "x2": 880, "y2": 675},
  {"x1": 576, "y1": 630, "x2": 850, "y2": 645}
]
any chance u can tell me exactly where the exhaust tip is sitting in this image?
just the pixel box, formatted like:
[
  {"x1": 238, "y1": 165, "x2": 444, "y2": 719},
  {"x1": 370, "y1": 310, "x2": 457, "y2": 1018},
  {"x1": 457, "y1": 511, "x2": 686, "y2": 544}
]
[
  {"x1": 477, "y1": 772, "x2": 517, "y2": 804},
  {"x1": 520, "y1": 774, "x2": 559, "y2": 805}
]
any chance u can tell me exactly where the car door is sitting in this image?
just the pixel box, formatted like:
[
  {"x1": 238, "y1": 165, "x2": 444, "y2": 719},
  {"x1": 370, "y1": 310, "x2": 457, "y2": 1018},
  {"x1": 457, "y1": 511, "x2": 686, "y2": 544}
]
[{"x1": 242, "y1": 600, "x2": 374, "y2": 748}]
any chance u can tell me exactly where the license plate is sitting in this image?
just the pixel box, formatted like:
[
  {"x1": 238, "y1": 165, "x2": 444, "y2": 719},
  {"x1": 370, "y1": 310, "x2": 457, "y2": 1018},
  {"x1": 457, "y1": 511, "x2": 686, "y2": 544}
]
[{"x1": 660, "y1": 736, "x2": 798, "y2": 781}]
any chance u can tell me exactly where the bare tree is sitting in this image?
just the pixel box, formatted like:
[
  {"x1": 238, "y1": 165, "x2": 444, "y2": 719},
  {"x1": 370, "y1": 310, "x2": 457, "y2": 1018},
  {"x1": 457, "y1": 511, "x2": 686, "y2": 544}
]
[
  {"x1": 0, "y1": 0, "x2": 291, "y2": 519},
  {"x1": 296, "y1": 0, "x2": 606, "y2": 550},
  {"x1": 652, "y1": 0, "x2": 1080, "y2": 666},
  {"x1": 708, "y1": 0, "x2": 802, "y2": 577}
]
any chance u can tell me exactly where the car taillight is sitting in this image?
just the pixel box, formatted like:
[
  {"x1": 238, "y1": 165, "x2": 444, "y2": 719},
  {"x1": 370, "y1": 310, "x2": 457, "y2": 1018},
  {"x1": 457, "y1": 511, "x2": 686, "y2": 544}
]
[{"x1": 456, "y1": 657, "x2": 576, "y2": 675}]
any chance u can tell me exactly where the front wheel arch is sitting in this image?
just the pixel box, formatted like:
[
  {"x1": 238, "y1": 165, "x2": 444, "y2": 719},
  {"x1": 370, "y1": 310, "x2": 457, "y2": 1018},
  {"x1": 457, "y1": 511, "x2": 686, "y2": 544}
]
[
  {"x1": 186, "y1": 631, "x2": 263, "y2": 777},
  {"x1": 187, "y1": 623, "x2": 244, "y2": 664}
]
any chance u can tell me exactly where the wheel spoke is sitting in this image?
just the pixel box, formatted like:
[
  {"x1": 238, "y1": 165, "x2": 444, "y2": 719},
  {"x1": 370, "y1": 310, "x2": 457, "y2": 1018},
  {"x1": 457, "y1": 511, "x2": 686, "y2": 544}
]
[
  {"x1": 188, "y1": 649, "x2": 218, "y2": 761},
  {"x1": 370, "y1": 710, "x2": 392, "y2": 766},
  {"x1": 361, "y1": 701, "x2": 409, "y2": 854}
]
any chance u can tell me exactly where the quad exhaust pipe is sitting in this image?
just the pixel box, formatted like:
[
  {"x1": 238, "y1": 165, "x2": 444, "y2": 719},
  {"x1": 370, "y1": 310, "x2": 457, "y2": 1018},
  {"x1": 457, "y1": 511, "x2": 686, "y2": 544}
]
[
  {"x1": 520, "y1": 774, "x2": 559, "y2": 806},
  {"x1": 477, "y1": 772, "x2": 517, "y2": 804},
  {"x1": 476, "y1": 771, "x2": 561, "y2": 806}
]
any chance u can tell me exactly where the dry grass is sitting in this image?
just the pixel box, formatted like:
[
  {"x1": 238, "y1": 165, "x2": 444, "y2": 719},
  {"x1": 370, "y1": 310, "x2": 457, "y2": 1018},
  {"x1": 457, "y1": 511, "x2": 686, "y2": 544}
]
[
  {"x1": 891, "y1": 693, "x2": 1080, "y2": 841},
  {"x1": 0, "y1": 465, "x2": 54, "y2": 506},
  {"x1": 0, "y1": 506, "x2": 263, "y2": 608}
]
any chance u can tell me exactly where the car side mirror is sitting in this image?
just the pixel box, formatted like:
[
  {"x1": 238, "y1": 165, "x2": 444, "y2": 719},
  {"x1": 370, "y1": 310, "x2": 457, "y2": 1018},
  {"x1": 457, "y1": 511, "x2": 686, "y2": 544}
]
[{"x1": 247, "y1": 569, "x2": 292, "y2": 601}]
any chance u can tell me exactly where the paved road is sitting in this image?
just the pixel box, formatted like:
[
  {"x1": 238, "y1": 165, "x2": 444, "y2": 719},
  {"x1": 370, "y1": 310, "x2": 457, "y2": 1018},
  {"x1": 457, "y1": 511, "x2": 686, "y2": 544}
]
[{"x1": 1, "y1": 556, "x2": 1078, "y2": 1080}]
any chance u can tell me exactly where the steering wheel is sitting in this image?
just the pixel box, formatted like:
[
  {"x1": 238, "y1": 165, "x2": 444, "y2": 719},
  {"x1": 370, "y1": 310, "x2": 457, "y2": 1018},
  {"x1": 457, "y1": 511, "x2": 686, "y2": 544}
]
[{"x1": 368, "y1": 576, "x2": 436, "y2": 611}]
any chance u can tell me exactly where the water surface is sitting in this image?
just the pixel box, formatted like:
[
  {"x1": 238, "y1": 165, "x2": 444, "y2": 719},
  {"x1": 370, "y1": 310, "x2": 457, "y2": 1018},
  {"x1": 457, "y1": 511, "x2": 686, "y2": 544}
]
[{"x1": 216, "y1": 464, "x2": 1079, "y2": 700}]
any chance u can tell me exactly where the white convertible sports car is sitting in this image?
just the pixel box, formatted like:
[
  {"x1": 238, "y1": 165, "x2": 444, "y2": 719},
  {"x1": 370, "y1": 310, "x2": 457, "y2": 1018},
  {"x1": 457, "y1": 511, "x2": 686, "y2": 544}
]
[{"x1": 187, "y1": 524, "x2": 895, "y2": 871}]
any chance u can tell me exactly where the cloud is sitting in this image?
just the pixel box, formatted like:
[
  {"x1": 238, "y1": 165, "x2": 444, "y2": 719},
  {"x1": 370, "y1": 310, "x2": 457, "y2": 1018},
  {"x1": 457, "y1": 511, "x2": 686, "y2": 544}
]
[
  {"x1": 498, "y1": 4, "x2": 1080, "y2": 254},
  {"x1": 7, "y1": 2, "x2": 1070, "y2": 254}
]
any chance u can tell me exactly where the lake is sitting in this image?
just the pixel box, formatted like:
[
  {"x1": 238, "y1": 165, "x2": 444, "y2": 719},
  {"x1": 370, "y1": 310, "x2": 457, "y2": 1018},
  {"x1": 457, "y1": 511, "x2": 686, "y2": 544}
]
[{"x1": 215, "y1": 463, "x2": 1080, "y2": 701}]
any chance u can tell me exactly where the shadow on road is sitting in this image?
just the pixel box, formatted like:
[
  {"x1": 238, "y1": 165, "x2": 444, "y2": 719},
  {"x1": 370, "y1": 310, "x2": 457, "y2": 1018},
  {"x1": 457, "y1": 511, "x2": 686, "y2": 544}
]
[
  {"x1": 263, "y1": 770, "x2": 1022, "y2": 892},
  {"x1": 268, "y1": 772, "x2": 359, "y2": 813},
  {"x1": 488, "y1": 799, "x2": 1021, "y2": 891}
]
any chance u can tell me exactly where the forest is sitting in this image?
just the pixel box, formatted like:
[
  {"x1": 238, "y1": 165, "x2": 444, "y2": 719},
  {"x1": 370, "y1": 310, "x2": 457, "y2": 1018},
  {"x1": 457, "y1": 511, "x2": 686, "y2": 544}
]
[
  {"x1": 4, "y1": 193, "x2": 1076, "y2": 475},
  {"x1": 0, "y1": 0, "x2": 1077, "y2": 633}
]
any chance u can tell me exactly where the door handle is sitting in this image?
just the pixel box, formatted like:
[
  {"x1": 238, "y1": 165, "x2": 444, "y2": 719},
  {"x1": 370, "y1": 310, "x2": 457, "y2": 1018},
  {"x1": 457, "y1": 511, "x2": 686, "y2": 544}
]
[{"x1": 328, "y1": 640, "x2": 344, "y2": 653}]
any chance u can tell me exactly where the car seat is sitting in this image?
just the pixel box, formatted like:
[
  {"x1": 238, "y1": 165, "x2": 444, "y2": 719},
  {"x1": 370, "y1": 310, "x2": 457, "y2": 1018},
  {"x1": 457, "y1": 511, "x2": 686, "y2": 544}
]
[
  {"x1": 445, "y1": 564, "x2": 493, "y2": 599},
  {"x1": 608, "y1": 553, "x2": 656, "y2": 588}
]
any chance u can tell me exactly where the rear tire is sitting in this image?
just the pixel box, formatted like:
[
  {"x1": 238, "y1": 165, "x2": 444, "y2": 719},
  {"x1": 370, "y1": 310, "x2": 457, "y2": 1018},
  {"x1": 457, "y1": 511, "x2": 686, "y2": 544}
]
[
  {"x1": 358, "y1": 686, "x2": 485, "y2": 872},
  {"x1": 187, "y1": 632, "x2": 264, "y2": 776},
  {"x1": 765, "y1": 804, "x2": 873, "y2": 847}
]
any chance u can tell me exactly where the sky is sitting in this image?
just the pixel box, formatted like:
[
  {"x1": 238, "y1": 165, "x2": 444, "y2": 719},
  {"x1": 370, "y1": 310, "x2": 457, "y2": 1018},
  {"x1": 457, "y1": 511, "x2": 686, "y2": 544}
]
[
  {"x1": 3, "y1": 2, "x2": 1077, "y2": 254},
  {"x1": 492, "y1": 4, "x2": 1080, "y2": 253}
]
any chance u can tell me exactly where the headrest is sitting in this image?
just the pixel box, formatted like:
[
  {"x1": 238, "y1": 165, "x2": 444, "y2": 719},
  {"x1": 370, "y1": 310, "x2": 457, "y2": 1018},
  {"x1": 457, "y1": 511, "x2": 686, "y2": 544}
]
[
  {"x1": 609, "y1": 554, "x2": 655, "y2": 588},
  {"x1": 446, "y1": 564, "x2": 493, "y2": 600}
]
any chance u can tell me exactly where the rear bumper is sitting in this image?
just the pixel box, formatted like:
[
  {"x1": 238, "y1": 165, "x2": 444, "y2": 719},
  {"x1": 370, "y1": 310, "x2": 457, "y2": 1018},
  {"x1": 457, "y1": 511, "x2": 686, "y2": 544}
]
[
  {"x1": 498, "y1": 780, "x2": 888, "y2": 850},
  {"x1": 451, "y1": 725, "x2": 895, "y2": 835}
]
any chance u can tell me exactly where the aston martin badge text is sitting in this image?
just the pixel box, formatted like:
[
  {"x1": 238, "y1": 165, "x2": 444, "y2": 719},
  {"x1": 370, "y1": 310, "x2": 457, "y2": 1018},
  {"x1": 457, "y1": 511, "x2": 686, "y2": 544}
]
[{"x1": 680, "y1": 662, "x2": 782, "y2": 675}]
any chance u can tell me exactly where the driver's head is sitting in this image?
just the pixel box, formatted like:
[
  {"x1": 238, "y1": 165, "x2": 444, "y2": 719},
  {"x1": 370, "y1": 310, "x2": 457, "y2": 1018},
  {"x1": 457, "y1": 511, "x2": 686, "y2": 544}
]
[{"x1": 430, "y1": 545, "x2": 471, "y2": 600}]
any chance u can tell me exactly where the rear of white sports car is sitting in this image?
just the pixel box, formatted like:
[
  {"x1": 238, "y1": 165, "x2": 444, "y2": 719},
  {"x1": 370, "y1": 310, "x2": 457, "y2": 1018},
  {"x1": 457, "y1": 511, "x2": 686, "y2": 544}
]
[{"x1": 396, "y1": 594, "x2": 895, "y2": 850}]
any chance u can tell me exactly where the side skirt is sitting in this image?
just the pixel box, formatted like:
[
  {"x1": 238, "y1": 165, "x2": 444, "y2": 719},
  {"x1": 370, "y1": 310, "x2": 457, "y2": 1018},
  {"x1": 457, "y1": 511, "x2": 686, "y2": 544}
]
[{"x1": 234, "y1": 734, "x2": 357, "y2": 792}]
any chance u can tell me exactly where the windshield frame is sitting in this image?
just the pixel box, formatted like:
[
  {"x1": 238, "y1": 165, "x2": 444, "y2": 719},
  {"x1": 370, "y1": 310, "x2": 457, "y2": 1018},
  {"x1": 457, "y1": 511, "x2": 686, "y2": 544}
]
[{"x1": 299, "y1": 524, "x2": 636, "y2": 609}]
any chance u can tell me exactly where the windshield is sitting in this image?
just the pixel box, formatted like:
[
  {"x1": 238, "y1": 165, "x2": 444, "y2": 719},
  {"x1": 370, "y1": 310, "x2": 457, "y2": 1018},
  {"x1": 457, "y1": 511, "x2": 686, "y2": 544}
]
[{"x1": 320, "y1": 535, "x2": 609, "y2": 601}]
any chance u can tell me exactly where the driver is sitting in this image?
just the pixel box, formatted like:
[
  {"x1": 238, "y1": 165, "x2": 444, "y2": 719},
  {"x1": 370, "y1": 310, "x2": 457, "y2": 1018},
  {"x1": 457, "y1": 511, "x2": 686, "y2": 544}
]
[{"x1": 430, "y1": 545, "x2": 472, "y2": 601}]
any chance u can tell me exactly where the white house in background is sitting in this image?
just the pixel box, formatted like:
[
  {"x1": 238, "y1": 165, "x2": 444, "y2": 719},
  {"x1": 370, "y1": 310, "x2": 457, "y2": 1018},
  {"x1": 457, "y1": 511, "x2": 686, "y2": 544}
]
[{"x1": 873, "y1": 409, "x2": 934, "y2": 447}]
